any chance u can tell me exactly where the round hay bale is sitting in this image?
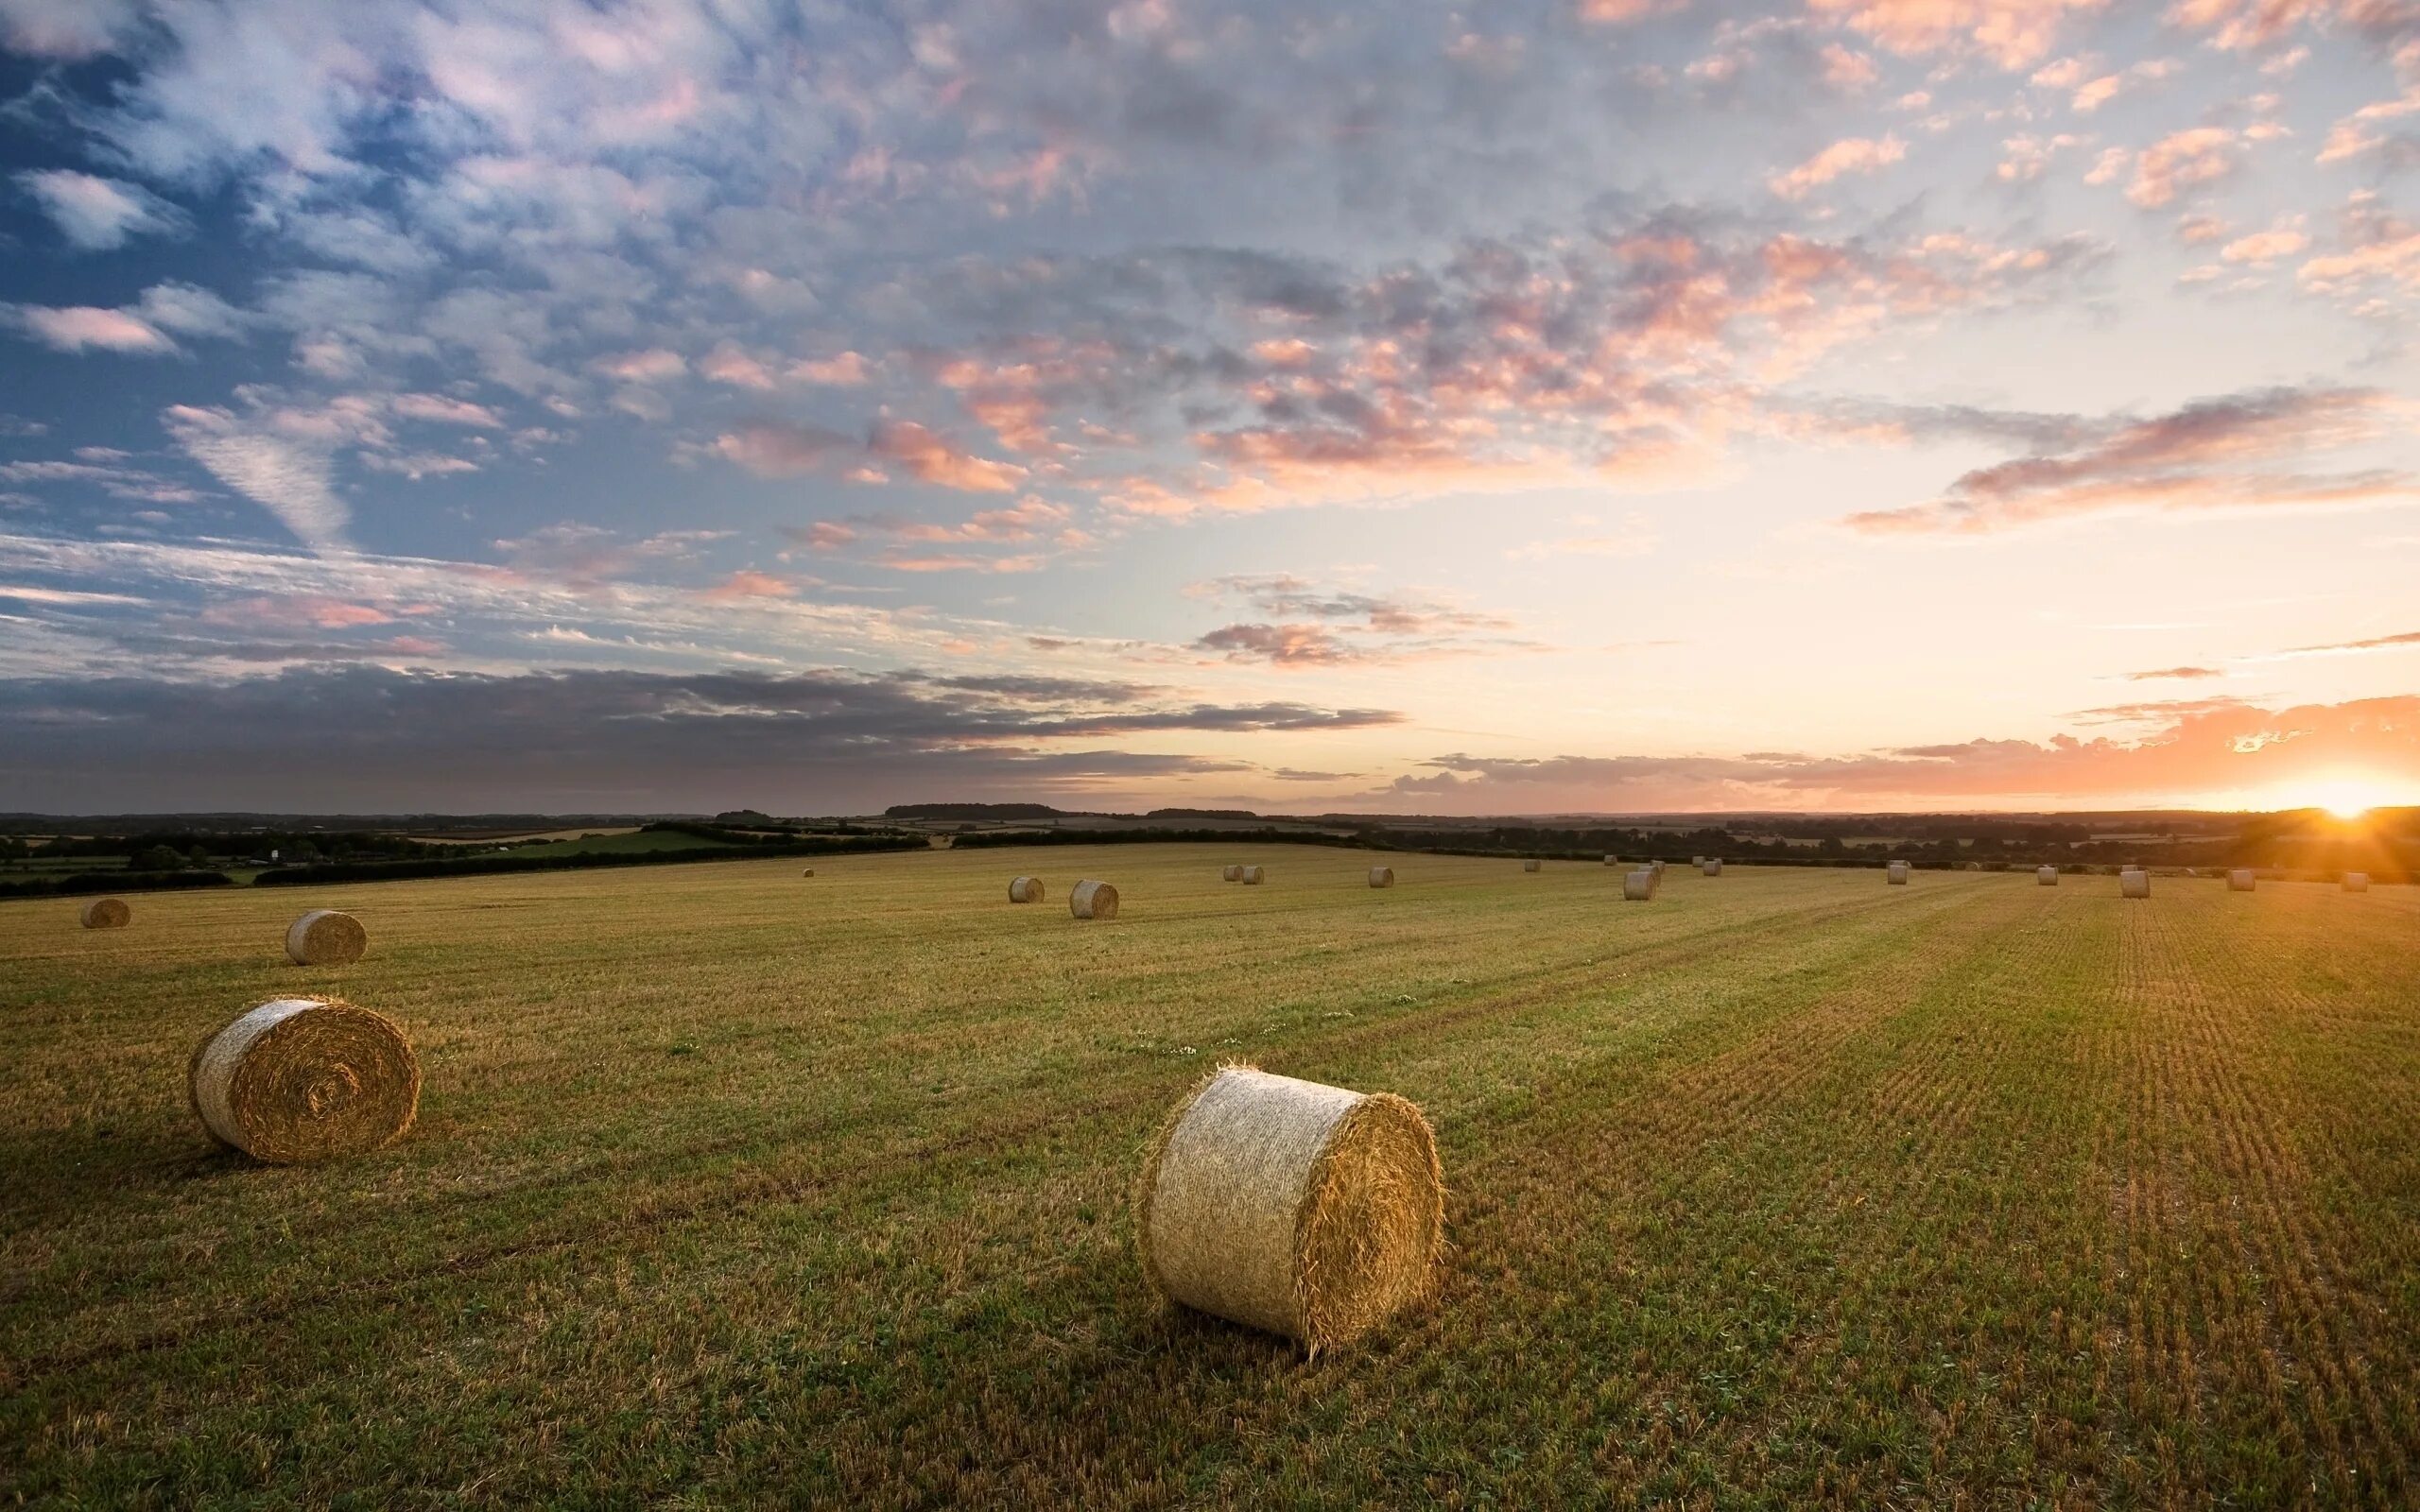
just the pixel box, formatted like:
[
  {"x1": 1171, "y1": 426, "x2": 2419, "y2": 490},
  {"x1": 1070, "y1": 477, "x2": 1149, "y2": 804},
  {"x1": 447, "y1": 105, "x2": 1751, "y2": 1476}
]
[
  {"x1": 1690, "y1": 855, "x2": 1705, "y2": 867},
  {"x1": 2227, "y1": 868, "x2": 2256, "y2": 892},
  {"x1": 79, "y1": 897, "x2": 130, "y2": 930},
  {"x1": 285, "y1": 909, "x2": 367, "y2": 967},
  {"x1": 2037, "y1": 866, "x2": 2060, "y2": 885},
  {"x1": 1070, "y1": 879, "x2": 1119, "y2": 919},
  {"x1": 188, "y1": 998, "x2": 420, "y2": 1163},
  {"x1": 1135, "y1": 1065, "x2": 1442, "y2": 1353},
  {"x1": 1622, "y1": 869, "x2": 1655, "y2": 901},
  {"x1": 1368, "y1": 866, "x2": 1395, "y2": 888},
  {"x1": 1700, "y1": 858, "x2": 1722, "y2": 877},
  {"x1": 801, "y1": 867, "x2": 815, "y2": 878},
  {"x1": 1602, "y1": 853, "x2": 1620, "y2": 867},
  {"x1": 1523, "y1": 859, "x2": 1542, "y2": 872},
  {"x1": 2121, "y1": 868, "x2": 2151, "y2": 899},
  {"x1": 1009, "y1": 875, "x2": 1045, "y2": 904},
  {"x1": 2343, "y1": 871, "x2": 2370, "y2": 892},
  {"x1": 1886, "y1": 861, "x2": 1910, "y2": 885},
  {"x1": 1240, "y1": 865, "x2": 1265, "y2": 885},
  {"x1": 1222, "y1": 865, "x2": 1243, "y2": 883}
]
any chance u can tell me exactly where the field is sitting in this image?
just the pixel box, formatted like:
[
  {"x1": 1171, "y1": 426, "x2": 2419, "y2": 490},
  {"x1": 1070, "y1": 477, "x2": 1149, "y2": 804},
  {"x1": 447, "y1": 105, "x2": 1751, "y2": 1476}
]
[{"x1": 3, "y1": 846, "x2": 2416, "y2": 1508}]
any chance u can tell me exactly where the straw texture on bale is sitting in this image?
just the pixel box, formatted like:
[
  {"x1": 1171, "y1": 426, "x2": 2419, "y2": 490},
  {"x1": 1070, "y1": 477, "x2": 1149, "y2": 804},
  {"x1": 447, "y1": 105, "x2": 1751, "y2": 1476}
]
[
  {"x1": 2228, "y1": 868, "x2": 2256, "y2": 892},
  {"x1": 79, "y1": 897, "x2": 130, "y2": 930},
  {"x1": 188, "y1": 998, "x2": 420, "y2": 1163},
  {"x1": 1368, "y1": 867, "x2": 1395, "y2": 888},
  {"x1": 1623, "y1": 869, "x2": 1656, "y2": 902},
  {"x1": 1222, "y1": 865, "x2": 1243, "y2": 882},
  {"x1": 1700, "y1": 859, "x2": 1722, "y2": 877},
  {"x1": 2343, "y1": 871, "x2": 2370, "y2": 892},
  {"x1": 1240, "y1": 865, "x2": 1265, "y2": 885},
  {"x1": 1008, "y1": 875, "x2": 1045, "y2": 903},
  {"x1": 1887, "y1": 861, "x2": 1910, "y2": 885},
  {"x1": 285, "y1": 909, "x2": 367, "y2": 967},
  {"x1": 1135, "y1": 1065, "x2": 1443, "y2": 1354},
  {"x1": 1522, "y1": 859, "x2": 1542, "y2": 872},
  {"x1": 2121, "y1": 868, "x2": 2151, "y2": 899},
  {"x1": 2037, "y1": 867, "x2": 2060, "y2": 885},
  {"x1": 1070, "y1": 879, "x2": 1119, "y2": 919}
]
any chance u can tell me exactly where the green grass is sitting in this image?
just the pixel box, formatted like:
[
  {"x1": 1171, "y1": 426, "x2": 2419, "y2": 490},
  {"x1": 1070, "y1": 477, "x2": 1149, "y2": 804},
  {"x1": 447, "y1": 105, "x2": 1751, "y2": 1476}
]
[{"x1": 3, "y1": 847, "x2": 2415, "y2": 1507}]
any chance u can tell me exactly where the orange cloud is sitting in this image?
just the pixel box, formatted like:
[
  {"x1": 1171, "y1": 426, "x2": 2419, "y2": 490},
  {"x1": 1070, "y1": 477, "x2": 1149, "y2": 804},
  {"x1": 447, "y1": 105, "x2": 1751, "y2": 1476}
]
[
  {"x1": 867, "y1": 420, "x2": 1026, "y2": 492},
  {"x1": 700, "y1": 570, "x2": 795, "y2": 600},
  {"x1": 2126, "y1": 128, "x2": 2240, "y2": 208},
  {"x1": 1805, "y1": 0, "x2": 2105, "y2": 69},
  {"x1": 1769, "y1": 134, "x2": 1908, "y2": 198}
]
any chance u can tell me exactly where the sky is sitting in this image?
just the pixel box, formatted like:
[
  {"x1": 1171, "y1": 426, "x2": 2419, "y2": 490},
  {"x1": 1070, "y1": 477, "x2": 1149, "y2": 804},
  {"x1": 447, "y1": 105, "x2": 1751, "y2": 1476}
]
[{"x1": 1, "y1": 0, "x2": 2417, "y2": 816}]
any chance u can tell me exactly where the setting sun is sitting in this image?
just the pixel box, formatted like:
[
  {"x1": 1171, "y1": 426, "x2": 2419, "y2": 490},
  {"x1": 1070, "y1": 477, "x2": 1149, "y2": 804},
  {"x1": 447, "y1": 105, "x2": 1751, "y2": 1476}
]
[{"x1": 2285, "y1": 776, "x2": 2407, "y2": 821}]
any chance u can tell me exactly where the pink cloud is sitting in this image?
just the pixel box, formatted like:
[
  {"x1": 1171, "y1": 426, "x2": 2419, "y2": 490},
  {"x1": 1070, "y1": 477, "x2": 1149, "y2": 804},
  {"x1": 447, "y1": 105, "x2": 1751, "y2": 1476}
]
[
  {"x1": 867, "y1": 420, "x2": 1024, "y2": 492},
  {"x1": 1804, "y1": 0, "x2": 2105, "y2": 69},
  {"x1": 13, "y1": 305, "x2": 176, "y2": 354},
  {"x1": 700, "y1": 344, "x2": 779, "y2": 390},
  {"x1": 203, "y1": 594, "x2": 396, "y2": 630},
  {"x1": 1769, "y1": 134, "x2": 1908, "y2": 198},
  {"x1": 793, "y1": 352, "x2": 873, "y2": 386},
  {"x1": 392, "y1": 393, "x2": 504, "y2": 427},
  {"x1": 700, "y1": 569, "x2": 795, "y2": 600},
  {"x1": 2127, "y1": 128, "x2": 2240, "y2": 208},
  {"x1": 595, "y1": 348, "x2": 686, "y2": 383}
]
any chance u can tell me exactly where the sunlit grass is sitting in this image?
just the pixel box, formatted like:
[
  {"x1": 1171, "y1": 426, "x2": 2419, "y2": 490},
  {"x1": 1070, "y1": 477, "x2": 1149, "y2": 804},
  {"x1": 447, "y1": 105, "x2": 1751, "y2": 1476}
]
[{"x1": 3, "y1": 847, "x2": 2414, "y2": 1506}]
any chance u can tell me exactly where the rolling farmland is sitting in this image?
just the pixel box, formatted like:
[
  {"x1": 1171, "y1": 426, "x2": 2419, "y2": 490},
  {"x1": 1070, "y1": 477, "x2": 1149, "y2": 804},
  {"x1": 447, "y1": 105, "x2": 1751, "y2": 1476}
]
[{"x1": 3, "y1": 846, "x2": 2416, "y2": 1507}]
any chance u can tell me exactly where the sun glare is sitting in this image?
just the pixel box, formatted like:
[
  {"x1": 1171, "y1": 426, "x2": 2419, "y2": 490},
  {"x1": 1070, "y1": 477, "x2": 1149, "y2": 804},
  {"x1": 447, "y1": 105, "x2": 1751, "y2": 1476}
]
[{"x1": 2290, "y1": 776, "x2": 2402, "y2": 821}]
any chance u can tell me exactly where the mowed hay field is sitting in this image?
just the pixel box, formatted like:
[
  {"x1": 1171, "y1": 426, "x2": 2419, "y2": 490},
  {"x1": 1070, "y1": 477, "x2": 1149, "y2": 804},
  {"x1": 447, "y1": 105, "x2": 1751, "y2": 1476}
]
[{"x1": 5, "y1": 848, "x2": 2418, "y2": 1508}]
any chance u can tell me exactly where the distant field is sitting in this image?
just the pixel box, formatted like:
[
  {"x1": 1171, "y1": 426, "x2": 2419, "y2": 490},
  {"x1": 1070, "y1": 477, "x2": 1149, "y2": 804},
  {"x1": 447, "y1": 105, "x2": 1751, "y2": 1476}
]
[
  {"x1": 3, "y1": 848, "x2": 2415, "y2": 1507},
  {"x1": 408, "y1": 826, "x2": 645, "y2": 846}
]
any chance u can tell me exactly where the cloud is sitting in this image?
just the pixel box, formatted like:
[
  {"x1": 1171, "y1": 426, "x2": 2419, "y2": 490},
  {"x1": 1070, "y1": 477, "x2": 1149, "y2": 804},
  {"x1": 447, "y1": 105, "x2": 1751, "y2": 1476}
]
[
  {"x1": 1841, "y1": 386, "x2": 2419, "y2": 534},
  {"x1": 2126, "y1": 128, "x2": 2241, "y2": 209},
  {"x1": 2122, "y1": 664, "x2": 2225, "y2": 679},
  {"x1": 711, "y1": 419, "x2": 1023, "y2": 493},
  {"x1": 1194, "y1": 623, "x2": 1361, "y2": 665},
  {"x1": 2167, "y1": 0, "x2": 2420, "y2": 53},
  {"x1": 0, "y1": 0, "x2": 141, "y2": 59},
  {"x1": 1769, "y1": 134, "x2": 1908, "y2": 198},
  {"x1": 2272, "y1": 628, "x2": 2420, "y2": 657},
  {"x1": 163, "y1": 403, "x2": 354, "y2": 551},
  {"x1": 866, "y1": 421, "x2": 1025, "y2": 493},
  {"x1": 713, "y1": 421, "x2": 856, "y2": 477},
  {"x1": 699, "y1": 569, "x2": 796, "y2": 601},
  {"x1": 1186, "y1": 574, "x2": 1528, "y2": 664},
  {"x1": 2221, "y1": 227, "x2": 2310, "y2": 264},
  {"x1": 0, "y1": 663, "x2": 1402, "y2": 811},
  {"x1": 9, "y1": 283, "x2": 248, "y2": 356},
  {"x1": 10, "y1": 305, "x2": 176, "y2": 354},
  {"x1": 1804, "y1": 0, "x2": 2105, "y2": 69},
  {"x1": 1368, "y1": 695, "x2": 2420, "y2": 809},
  {"x1": 14, "y1": 169, "x2": 189, "y2": 249}
]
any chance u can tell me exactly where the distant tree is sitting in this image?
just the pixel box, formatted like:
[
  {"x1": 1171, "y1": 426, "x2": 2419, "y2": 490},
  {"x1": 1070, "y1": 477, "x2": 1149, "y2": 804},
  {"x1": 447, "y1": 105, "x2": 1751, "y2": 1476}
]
[
  {"x1": 132, "y1": 845, "x2": 184, "y2": 871},
  {"x1": 287, "y1": 840, "x2": 322, "y2": 864}
]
